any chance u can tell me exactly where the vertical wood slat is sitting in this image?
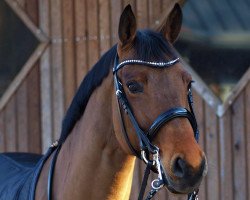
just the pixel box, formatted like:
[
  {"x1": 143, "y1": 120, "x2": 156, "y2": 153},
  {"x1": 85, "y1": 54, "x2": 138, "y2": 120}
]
[
  {"x1": 62, "y1": 0, "x2": 76, "y2": 109},
  {"x1": 99, "y1": 0, "x2": 111, "y2": 56},
  {"x1": 148, "y1": 0, "x2": 162, "y2": 27},
  {"x1": 130, "y1": 159, "x2": 142, "y2": 200},
  {"x1": 74, "y1": 0, "x2": 88, "y2": 86},
  {"x1": 193, "y1": 90, "x2": 206, "y2": 200},
  {"x1": 232, "y1": 93, "x2": 247, "y2": 200},
  {"x1": 136, "y1": 0, "x2": 149, "y2": 29},
  {"x1": 0, "y1": 111, "x2": 5, "y2": 152},
  {"x1": 51, "y1": 0, "x2": 64, "y2": 140},
  {"x1": 39, "y1": 0, "x2": 53, "y2": 152},
  {"x1": 5, "y1": 97, "x2": 17, "y2": 152},
  {"x1": 110, "y1": 0, "x2": 122, "y2": 45},
  {"x1": 219, "y1": 110, "x2": 233, "y2": 200},
  {"x1": 246, "y1": 82, "x2": 250, "y2": 200},
  {"x1": 25, "y1": 0, "x2": 39, "y2": 25},
  {"x1": 24, "y1": 0, "x2": 41, "y2": 154},
  {"x1": 87, "y1": 0, "x2": 99, "y2": 68},
  {"x1": 16, "y1": 81, "x2": 28, "y2": 152},
  {"x1": 205, "y1": 104, "x2": 219, "y2": 200},
  {"x1": 27, "y1": 64, "x2": 41, "y2": 153}
]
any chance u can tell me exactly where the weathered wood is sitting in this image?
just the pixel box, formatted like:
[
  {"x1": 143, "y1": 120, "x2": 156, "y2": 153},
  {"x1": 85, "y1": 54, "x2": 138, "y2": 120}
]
[
  {"x1": 27, "y1": 64, "x2": 41, "y2": 153},
  {"x1": 246, "y1": 82, "x2": 250, "y2": 200},
  {"x1": 0, "y1": 111, "x2": 5, "y2": 152},
  {"x1": 4, "y1": 97, "x2": 17, "y2": 152},
  {"x1": 74, "y1": 0, "x2": 88, "y2": 86},
  {"x1": 219, "y1": 67, "x2": 250, "y2": 117},
  {"x1": 99, "y1": 0, "x2": 111, "y2": 56},
  {"x1": 39, "y1": 0, "x2": 53, "y2": 152},
  {"x1": 110, "y1": 0, "x2": 122, "y2": 45},
  {"x1": 232, "y1": 93, "x2": 247, "y2": 200},
  {"x1": 5, "y1": 0, "x2": 47, "y2": 42},
  {"x1": 122, "y1": 0, "x2": 136, "y2": 9},
  {"x1": 87, "y1": 0, "x2": 99, "y2": 68},
  {"x1": 15, "y1": 0, "x2": 26, "y2": 9},
  {"x1": 136, "y1": 0, "x2": 149, "y2": 29},
  {"x1": 62, "y1": 0, "x2": 76, "y2": 109},
  {"x1": 0, "y1": 43, "x2": 47, "y2": 111},
  {"x1": 205, "y1": 103, "x2": 219, "y2": 200},
  {"x1": 16, "y1": 81, "x2": 28, "y2": 152},
  {"x1": 148, "y1": 0, "x2": 162, "y2": 27},
  {"x1": 193, "y1": 90, "x2": 206, "y2": 200},
  {"x1": 50, "y1": 0, "x2": 65, "y2": 140},
  {"x1": 219, "y1": 110, "x2": 233, "y2": 200},
  {"x1": 131, "y1": 159, "x2": 142, "y2": 200},
  {"x1": 25, "y1": 0, "x2": 39, "y2": 25}
]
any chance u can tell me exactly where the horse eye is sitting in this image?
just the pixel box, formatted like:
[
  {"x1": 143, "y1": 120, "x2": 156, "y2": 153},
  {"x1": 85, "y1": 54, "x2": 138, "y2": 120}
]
[{"x1": 126, "y1": 81, "x2": 143, "y2": 93}]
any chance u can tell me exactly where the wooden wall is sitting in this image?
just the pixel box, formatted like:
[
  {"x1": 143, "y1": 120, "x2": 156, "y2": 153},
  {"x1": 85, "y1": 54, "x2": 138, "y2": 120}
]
[{"x1": 0, "y1": 0, "x2": 249, "y2": 200}]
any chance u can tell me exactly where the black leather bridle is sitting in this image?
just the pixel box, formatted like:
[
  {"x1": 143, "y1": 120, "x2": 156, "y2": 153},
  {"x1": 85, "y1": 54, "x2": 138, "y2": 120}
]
[
  {"x1": 113, "y1": 54, "x2": 199, "y2": 200},
  {"x1": 30, "y1": 54, "x2": 200, "y2": 200}
]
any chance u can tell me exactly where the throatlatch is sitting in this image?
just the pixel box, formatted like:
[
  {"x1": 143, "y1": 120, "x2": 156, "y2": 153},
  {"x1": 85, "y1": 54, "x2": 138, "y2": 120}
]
[{"x1": 113, "y1": 54, "x2": 200, "y2": 200}]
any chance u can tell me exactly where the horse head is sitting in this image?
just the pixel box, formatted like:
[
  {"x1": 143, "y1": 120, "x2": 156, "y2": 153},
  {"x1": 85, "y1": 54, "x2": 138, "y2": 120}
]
[{"x1": 112, "y1": 4, "x2": 207, "y2": 196}]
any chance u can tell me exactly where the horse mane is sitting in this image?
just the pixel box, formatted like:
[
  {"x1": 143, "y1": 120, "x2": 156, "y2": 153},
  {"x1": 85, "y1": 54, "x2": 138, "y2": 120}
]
[{"x1": 58, "y1": 29, "x2": 176, "y2": 144}]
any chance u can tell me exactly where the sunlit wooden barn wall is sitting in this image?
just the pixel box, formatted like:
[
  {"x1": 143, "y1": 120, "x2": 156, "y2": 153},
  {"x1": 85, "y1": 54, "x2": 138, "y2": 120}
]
[{"x1": 0, "y1": 1, "x2": 249, "y2": 200}]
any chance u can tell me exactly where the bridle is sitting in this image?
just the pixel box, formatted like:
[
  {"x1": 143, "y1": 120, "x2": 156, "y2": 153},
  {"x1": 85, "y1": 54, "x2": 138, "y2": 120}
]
[
  {"x1": 29, "y1": 53, "x2": 200, "y2": 200},
  {"x1": 113, "y1": 53, "x2": 199, "y2": 200}
]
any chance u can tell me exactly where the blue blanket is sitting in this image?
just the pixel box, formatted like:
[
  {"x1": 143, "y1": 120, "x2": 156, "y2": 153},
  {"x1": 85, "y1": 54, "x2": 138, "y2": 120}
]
[{"x1": 0, "y1": 153, "x2": 42, "y2": 200}]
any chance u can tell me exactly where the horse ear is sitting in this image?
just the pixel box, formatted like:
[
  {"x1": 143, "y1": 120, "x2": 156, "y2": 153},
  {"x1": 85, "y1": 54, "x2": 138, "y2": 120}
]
[
  {"x1": 156, "y1": 3, "x2": 182, "y2": 44},
  {"x1": 118, "y1": 5, "x2": 137, "y2": 46}
]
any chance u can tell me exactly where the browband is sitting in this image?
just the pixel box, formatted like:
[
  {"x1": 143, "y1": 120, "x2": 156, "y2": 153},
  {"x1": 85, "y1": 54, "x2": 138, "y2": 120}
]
[{"x1": 113, "y1": 57, "x2": 180, "y2": 73}]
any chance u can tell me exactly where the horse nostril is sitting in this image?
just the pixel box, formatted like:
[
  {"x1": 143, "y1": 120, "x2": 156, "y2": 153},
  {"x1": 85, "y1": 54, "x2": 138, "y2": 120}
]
[{"x1": 172, "y1": 157, "x2": 186, "y2": 178}]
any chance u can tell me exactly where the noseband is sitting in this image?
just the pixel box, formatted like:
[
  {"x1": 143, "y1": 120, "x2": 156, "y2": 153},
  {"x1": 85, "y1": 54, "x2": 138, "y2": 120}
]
[{"x1": 113, "y1": 54, "x2": 199, "y2": 200}]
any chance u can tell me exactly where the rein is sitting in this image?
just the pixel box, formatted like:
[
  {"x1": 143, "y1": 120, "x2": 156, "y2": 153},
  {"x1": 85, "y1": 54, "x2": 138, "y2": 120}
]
[{"x1": 113, "y1": 54, "x2": 199, "y2": 200}]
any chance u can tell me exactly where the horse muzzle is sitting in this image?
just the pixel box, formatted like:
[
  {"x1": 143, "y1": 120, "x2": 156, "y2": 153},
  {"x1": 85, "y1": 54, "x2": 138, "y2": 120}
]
[{"x1": 161, "y1": 156, "x2": 207, "y2": 194}]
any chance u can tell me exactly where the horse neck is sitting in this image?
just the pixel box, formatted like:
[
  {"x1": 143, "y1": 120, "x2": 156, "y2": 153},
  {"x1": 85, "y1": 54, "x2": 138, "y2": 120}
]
[{"x1": 37, "y1": 71, "x2": 136, "y2": 200}]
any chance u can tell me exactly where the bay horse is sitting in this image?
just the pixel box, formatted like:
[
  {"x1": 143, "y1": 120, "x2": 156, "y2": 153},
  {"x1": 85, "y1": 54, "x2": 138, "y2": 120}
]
[{"x1": 0, "y1": 4, "x2": 207, "y2": 200}]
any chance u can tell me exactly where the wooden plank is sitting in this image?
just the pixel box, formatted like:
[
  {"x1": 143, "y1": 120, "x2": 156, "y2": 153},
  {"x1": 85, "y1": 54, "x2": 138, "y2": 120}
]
[
  {"x1": 205, "y1": 103, "x2": 219, "y2": 200},
  {"x1": 232, "y1": 92, "x2": 247, "y2": 200},
  {"x1": 27, "y1": 64, "x2": 41, "y2": 153},
  {"x1": 219, "y1": 67, "x2": 250, "y2": 117},
  {"x1": 15, "y1": 0, "x2": 26, "y2": 8},
  {"x1": 0, "y1": 111, "x2": 5, "y2": 152},
  {"x1": 16, "y1": 80, "x2": 29, "y2": 152},
  {"x1": 148, "y1": 0, "x2": 162, "y2": 28},
  {"x1": 136, "y1": 0, "x2": 149, "y2": 29},
  {"x1": 39, "y1": 0, "x2": 53, "y2": 152},
  {"x1": 24, "y1": 0, "x2": 39, "y2": 25},
  {"x1": 4, "y1": 97, "x2": 17, "y2": 152},
  {"x1": 219, "y1": 110, "x2": 233, "y2": 200},
  {"x1": 122, "y1": 0, "x2": 136, "y2": 9},
  {"x1": 179, "y1": 57, "x2": 221, "y2": 114},
  {"x1": 0, "y1": 43, "x2": 47, "y2": 111},
  {"x1": 193, "y1": 90, "x2": 206, "y2": 200},
  {"x1": 110, "y1": 0, "x2": 122, "y2": 45},
  {"x1": 99, "y1": 0, "x2": 111, "y2": 56},
  {"x1": 5, "y1": 0, "x2": 47, "y2": 42},
  {"x1": 74, "y1": 0, "x2": 88, "y2": 86},
  {"x1": 246, "y1": 82, "x2": 250, "y2": 200},
  {"x1": 130, "y1": 159, "x2": 142, "y2": 200},
  {"x1": 62, "y1": 0, "x2": 76, "y2": 109},
  {"x1": 87, "y1": 0, "x2": 99, "y2": 68},
  {"x1": 50, "y1": 0, "x2": 65, "y2": 140}
]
